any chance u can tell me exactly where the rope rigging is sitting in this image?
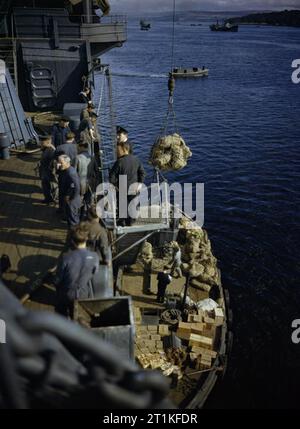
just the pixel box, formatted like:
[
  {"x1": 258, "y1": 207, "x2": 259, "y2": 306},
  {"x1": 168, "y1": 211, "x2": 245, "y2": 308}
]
[
  {"x1": 94, "y1": 65, "x2": 117, "y2": 184},
  {"x1": 165, "y1": 0, "x2": 177, "y2": 134},
  {"x1": 149, "y1": 0, "x2": 192, "y2": 173},
  {"x1": 170, "y1": 0, "x2": 176, "y2": 72}
]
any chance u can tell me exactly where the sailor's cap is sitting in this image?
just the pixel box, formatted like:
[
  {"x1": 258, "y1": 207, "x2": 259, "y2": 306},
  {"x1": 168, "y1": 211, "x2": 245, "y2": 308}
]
[{"x1": 116, "y1": 125, "x2": 128, "y2": 135}]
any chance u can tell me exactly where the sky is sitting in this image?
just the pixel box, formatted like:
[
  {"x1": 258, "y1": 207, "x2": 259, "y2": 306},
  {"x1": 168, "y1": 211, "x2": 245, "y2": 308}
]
[{"x1": 109, "y1": 0, "x2": 300, "y2": 13}]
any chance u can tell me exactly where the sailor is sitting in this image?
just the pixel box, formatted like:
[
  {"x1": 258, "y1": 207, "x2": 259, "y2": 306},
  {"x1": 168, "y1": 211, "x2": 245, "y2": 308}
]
[
  {"x1": 109, "y1": 141, "x2": 145, "y2": 226},
  {"x1": 84, "y1": 206, "x2": 110, "y2": 266},
  {"x1": 38, "y1": 135, "x2": 56, "y2": 204},
  {"x1": 116, "y1": 125, "x2": 133, "y2": 154},
  {"x1": 57, "y1": 154, "x2": 81, "y2": 227},
  {"x1": 76, "y1": 142, "x2": 92, "y2": 197},
  {"x1": 54, "y1": 224, "x2": 99, "y2": 319},
  {"x1": 171, "y1": 243, "x2": 183, "y2": 278},
  {"x1": 80, "y1": 103, "x2": 95, "y2": 122},
  {"x1": 76, "y1": 141, "x2": 99, "y2": 216},
  {"x1": 52, "y1": 116, "x2": 71, "y2": 148},
  {"x1": 156, "y1": 266, "x2": 172, "y2": 303},
  {"x1": 55, "y1": 132, "x2": 78, "y2": 167},
  {"x1": 79, "y1": 86, "x2": 92, "y2": 104},
  {"x1": 79, "y1": 112, "x2": 100, "y2": 155}
]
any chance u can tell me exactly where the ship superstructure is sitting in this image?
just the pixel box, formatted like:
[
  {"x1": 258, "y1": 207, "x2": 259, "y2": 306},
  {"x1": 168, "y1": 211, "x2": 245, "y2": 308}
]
[{"x1": 0, "y1": 0, "x2": 127, "y2": 111}]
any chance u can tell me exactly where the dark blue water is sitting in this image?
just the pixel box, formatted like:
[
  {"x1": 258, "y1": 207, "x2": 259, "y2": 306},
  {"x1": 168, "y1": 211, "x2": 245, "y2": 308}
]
[{"x1": 102, "y1": 20, "x2": 300, "y2": 408}]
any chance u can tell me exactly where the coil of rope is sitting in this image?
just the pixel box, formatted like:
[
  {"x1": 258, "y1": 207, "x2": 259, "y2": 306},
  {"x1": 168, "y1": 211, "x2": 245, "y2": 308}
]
[{"x1": 161, "y1": 309, "x2": 182, "y2": 326}]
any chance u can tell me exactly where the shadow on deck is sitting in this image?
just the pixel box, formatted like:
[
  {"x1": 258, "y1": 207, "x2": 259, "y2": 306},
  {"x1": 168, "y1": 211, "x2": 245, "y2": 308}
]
[{"x1": 0, "y1": 153, "x2": 67, "y2": 305}]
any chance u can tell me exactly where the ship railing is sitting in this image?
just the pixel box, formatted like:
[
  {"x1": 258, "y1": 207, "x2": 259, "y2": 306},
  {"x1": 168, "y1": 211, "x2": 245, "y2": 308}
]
[
  {"x1": 103, "y1": 181, "x2": 172, "y2": 236},
  {"x1": 79, "y1": 14, "x2": 127, "y2": 25},
  {"x1": 0, "y1": 12, "x2": 127, "y2": 40}
]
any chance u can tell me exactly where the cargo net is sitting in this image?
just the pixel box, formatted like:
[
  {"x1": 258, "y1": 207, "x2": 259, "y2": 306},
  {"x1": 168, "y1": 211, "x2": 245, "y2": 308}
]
[{"x1": 149, "y1": 133, "x2": 192, "y2": 172}]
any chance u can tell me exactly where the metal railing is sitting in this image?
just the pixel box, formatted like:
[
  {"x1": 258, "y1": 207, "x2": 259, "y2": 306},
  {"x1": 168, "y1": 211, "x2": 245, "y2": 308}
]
[
  {"x1": 0, "y1": 12, "x2": 127, "y2": 39},
  {"x1": 80, "y1": 14, "x2": 127, "y2": 25}
]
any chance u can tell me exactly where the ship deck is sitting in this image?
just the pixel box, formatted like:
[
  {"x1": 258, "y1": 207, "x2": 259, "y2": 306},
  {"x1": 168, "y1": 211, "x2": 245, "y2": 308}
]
[
  {"x1": 0, "y1": 151, "x2": 66, "y2": 310},
  {"x1": 0, "y1": 151, "x2": 208, "y2": 310},
  {"x1": 122, "y1": 265, "x2": 209, "y2": 309}
]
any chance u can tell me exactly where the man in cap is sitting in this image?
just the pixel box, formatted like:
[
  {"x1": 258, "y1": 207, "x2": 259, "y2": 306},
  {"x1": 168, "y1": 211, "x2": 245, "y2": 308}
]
[
  {"x1": 38, "y1": 135, "x2": 56, "y2": 204},
  {"x1": 84, "y1": 206, "x2": 110, "y2": 266},
  {"x1": 75, "y1": 141, "x2": 99, "y2": 216},
  {"x1": 80, "y1": 105, "x2": 99, "y2": 149},
  {"x1": 79, "y1": 86, "x2": 92, "y2": 104},
  {"x1": 55, "y1": 132, "x2": 78, "y2": 167},
  {"x1": 52, "y1": 116, "x2": 71, "y2": 148},
  {"x1": 156, "y1": 266, "x2": 172, "y2": 303},
  {"x1": 54, "y1": 224, "x2": 99, "y2": 318},
  {"x1": 116, "y1": 125, "x2": 133, "y2": 154},
  {"x1": 79, "y1": 112, "x2": 100, "y2": 156},
  {"x1": 109, "y1": 140, "x2": 145, "y2": 226},
  {"x1": 57, "y1": 154, "x2": 81, "y2": 227},
  {"x1": 80, "y1": 103, "x2": 96, "y2": 122}
]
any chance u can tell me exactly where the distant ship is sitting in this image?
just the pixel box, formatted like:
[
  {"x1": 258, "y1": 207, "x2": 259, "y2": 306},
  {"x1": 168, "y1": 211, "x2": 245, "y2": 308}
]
[
  {"x1": 140, "y1": 19, "x2": 151, "y2": 30},
  {"x1": 210, "y1": 21, "x2": 239, "y2": 32}
]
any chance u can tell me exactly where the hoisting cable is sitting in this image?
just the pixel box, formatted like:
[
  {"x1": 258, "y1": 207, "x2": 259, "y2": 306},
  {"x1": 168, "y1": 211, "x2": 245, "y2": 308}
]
[
  {"x1": 149, "y1": 0, "x2": 192, "y2": 173},
  {"x1": 161, "y1": 0, "x2": 178, "y2": 136},
  {"x1": 170, "y1": 0, "x2": 176, "y2": 73},
  {"x1": 159, "y1": 73, "x2": 177, "y2": 137}
]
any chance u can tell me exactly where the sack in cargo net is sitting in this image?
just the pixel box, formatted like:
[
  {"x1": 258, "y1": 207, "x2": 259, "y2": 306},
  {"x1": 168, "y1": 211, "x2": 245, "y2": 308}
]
[{"x1": 149, "y1": 133, "x2": 192, "y2": 171}]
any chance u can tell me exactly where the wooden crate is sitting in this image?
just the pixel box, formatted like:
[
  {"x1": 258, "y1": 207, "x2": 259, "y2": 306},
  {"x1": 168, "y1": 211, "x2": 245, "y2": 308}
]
[
  {"x1": 158, "y1": 324, "x2": 169, "y2": 336},
  {"x1": 189, "y1": 334, "x2": 213, "y2": 350}
]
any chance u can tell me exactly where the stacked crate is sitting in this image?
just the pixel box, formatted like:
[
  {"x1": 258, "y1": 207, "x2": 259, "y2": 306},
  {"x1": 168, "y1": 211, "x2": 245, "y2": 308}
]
[
  {"x1": 176, "y1": 307, "x2": 224, "y2": 370},
  {"x1": 134, "y1": 323, "x2": 170, "y2": 367}
]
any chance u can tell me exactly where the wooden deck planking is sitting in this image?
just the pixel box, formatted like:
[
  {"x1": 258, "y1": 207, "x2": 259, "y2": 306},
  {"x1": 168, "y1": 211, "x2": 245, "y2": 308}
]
[
  {"x1": 0, "y1": 152, "x2": 67, "y2": 303},
  {"x1": 122, "y1": 266, "x2": 187, "y2": 310}
]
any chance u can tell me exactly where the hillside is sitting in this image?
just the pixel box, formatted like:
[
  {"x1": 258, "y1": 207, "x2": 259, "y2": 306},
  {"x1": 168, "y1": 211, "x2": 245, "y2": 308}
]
[{"x1": 228, "y1": 10, "x2": 300, "y2": 27}]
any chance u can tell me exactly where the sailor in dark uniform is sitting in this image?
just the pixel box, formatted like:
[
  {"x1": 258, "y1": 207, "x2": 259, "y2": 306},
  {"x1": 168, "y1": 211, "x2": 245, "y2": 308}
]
[
  {"x1": 116, "y1": 125, "x2": 133, "y2": 154},
  {"x1": 109, "y1": 141, "x2": 145, "y2": 226},
  {"x1": 79, "y1": 86, "x2": 92, "y2": 104},
  {"x1": 52, "y1": 116, "x2": 71, "y2": 148},
  {"x1": 38, "y1": 135, "x2": 55, "y2": 204},
  {"x1": 57, "y1": 154, "x2": 81, "y2": 227},
  {"x1": 54, "y1": 225, "x2": 99, "y2": 319},
  {"x1": 55, "y1": 132, "x2": 78, "y2": 167},
  {"x1": 156, "y1": 267, "x2": 172, "y2": 303}
]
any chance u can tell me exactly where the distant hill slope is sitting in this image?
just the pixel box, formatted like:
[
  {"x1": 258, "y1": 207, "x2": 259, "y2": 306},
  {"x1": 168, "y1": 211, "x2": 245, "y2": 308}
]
[{"x1": 228, "y1": 10, "x2": 300, "y2": 27}]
